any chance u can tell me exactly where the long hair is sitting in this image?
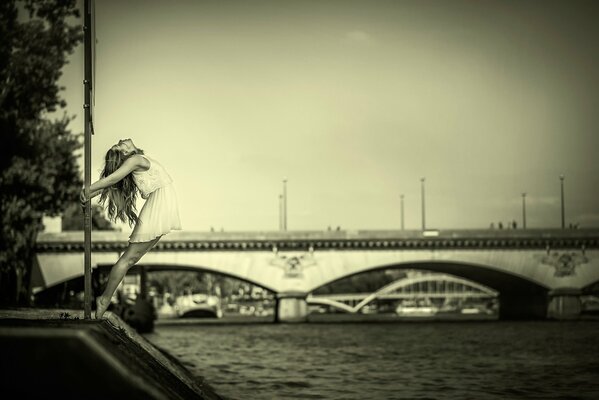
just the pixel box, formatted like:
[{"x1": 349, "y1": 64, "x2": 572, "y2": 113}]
[{"x1": 98, "y1": 147, "x2": 144, "y2": 227}]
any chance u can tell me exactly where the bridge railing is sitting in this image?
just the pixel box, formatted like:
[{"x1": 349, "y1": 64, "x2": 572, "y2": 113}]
[{"x1": 36, "y1": 229, "x2": 599, "y2": 252}]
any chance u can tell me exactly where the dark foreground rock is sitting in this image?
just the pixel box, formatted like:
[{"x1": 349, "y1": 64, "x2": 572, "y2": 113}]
[{"x1": 0, "y1": 309, "x2": 224, "y2": 400}]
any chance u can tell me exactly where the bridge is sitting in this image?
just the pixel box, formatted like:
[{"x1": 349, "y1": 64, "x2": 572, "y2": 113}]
[
  {"x1": 308, "y1": 273, "x2": 499, "y2": 314},
  {"x1": 33, "y1": 229, "x2": 599, "y2": 321}
]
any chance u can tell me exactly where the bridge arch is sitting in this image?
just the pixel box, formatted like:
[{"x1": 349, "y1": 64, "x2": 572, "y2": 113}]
[
  {"x1": 354, "y1": 273, "x2": 497, "y2": 311},
  {"x1": 307, "y1": 298, "x2": 356, "y2": 313},
  {"x1": 120, "y1": 263, "x2": 278, "y2": 294},
  {"x1": 583, "y1": 279, "x2": 599, "y2": 293},
  {"x1": 308, "y1": 273, "x2": 498, "y2": 314},
  {"x1": 309, "y1": 260, "x2": 550, "y2": 293},
  {"x1": 309, "y1": 260, "x2": 549, "y2": 319}
]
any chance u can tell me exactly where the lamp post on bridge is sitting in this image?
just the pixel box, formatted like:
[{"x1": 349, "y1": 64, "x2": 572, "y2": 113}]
[
  {"x1": 282, "y1": 178, "x2": 288, "y2": 231},
  {"x1": 400, "y1": 194, "x2": 405, "y2": 230},
  {"x1": 279, "y1": 194, "x2": 283, "y2": 231},
  {"x1": 521, "y1": 192, "x2": 527, "y2": 229},
  {"x1": 420, "y1": 177, "x2": 426, "y2": 231},
  {"x1": 559, "y1": 175, "x2": 565, "y2": 229}
]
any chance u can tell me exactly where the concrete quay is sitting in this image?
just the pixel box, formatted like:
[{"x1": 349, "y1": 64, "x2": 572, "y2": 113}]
[{"x1": 0, "y1": 308, "x2": 224, "y2": 400}]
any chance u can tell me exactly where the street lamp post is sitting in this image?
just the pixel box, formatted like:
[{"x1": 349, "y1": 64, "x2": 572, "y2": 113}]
[
  {"x1": 559, "y1": 175, "x2": 565, "y2": 229},
  {"x1": 83, "y1": 0, "x2": 94, "y2": 319},
  {"x1": 521, "y1": 192, "x2": 527, "y2": 229},
  {"x1": 420, "y1": 178, "x2": 426, "y2": 230},
  {"x1": 279, "y1": 194, "x2": 283, "y2": 231},
  {"x1": 282, "y1": 178, "x2": 287, "y2": 231},
  {"x1": 400, "y1": 194, "x2": 405, "y2": 230}
]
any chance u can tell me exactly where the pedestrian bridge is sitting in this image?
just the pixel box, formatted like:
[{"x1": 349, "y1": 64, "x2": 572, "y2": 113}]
[
  {"x1": 308, "y1": 273, "x2": 499, "y2": 314},
  {"x1": 34, "y1": 229, "x2": 599, "y2": 321}
]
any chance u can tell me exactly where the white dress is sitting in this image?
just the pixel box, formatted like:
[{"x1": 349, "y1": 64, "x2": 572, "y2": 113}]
[{"x1": 129, "y1": 154, "x2": 182, "y2": 243}]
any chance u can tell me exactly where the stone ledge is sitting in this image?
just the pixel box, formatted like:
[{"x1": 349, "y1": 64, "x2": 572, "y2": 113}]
[{"x1": 0, "y1": 308, "x2": 223, "y2": 400}]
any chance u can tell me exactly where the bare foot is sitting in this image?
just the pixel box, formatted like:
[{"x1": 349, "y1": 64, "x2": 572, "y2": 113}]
[{"x1": 95, "y1": 296, "x2": 109, "y2": 320}]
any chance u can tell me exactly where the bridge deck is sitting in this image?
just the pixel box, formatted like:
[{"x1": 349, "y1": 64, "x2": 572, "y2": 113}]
[{"x1": 36, "y1": 229, "x2": 599, "y2": 252}]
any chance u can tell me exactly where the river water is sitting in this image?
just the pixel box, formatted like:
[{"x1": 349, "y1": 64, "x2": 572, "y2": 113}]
[{"x1": 145, "y1": 320, "x2": 599, "y2": 400}]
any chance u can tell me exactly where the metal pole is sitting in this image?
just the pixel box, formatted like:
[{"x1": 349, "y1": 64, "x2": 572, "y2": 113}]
[
  {"x1": 279, "y1": 194, "x2": 283, "y2": 231},
  {"x1": 420, "y1": 177, "x2": 426, "y2": 230},
  {"x1": 559, "y1": 175, "x2": 565, "y2": 229},
  {"x1": 521, "y1": 192, "x2": 527, "y2": 229},
  {"x1": 283, "y1": 178, "x2": 287, "y2": 231},
  {"x1": 139, "y1": 266, "x2": 147, "y2": 301},
  {"x1": 83, "y1": 0, "x2": 93, "y2": 319},
  {"x1": 400, "y1": 194, "x2": 405, "y2": 230}
]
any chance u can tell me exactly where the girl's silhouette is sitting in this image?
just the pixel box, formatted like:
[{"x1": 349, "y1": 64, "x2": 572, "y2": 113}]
[{"x1": 80, "y1": 138, "x2": 181, "y2": 319}]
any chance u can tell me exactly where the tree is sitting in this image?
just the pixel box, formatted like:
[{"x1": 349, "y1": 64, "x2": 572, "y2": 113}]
[
  {"x1": 313, "y1": 269, "x2": 407, "y2": 295},
  {"x1": 62, "y1": 203, "x2": 116, "y2": 231},
  {"x1": 0, "y1": 0, "x2": 83, "y2": 305},
  {"x1": 148, "y1": 270, "x2": 250, "y2": 299}
]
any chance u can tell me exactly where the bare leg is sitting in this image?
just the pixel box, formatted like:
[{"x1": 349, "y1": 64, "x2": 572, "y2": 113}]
[{"x1": 96, "y1": 237, "x2": 160, "y2": 319}]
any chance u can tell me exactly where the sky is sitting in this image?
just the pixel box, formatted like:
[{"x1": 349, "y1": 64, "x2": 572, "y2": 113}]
[{"x1": 58, "y1": 0, "x2": 599, "y2": 232}]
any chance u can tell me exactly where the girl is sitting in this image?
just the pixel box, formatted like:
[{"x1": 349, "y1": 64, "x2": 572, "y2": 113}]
[{"x1": 80, "y1": 138, "x2": 182, "y2": 319}]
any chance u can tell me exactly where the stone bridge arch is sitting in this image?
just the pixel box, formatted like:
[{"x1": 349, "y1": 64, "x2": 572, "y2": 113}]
[
  {"x1": 123, "y1": 263, "x2": 278, "y2": 294},
  {"x1": 307, "y1": 259, "x2": 549, "y2": 319}
]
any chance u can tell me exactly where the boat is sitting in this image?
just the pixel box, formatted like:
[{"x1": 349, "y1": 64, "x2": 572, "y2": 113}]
[
  {"x1": 460, "y1": 307, "x2": 481, "y2": 314},
  {"x1": 174, "y1": 293, "x2": 223, "y2": 318},
  {"x1": 395, "y1": 305, "x2": 438, "y2": 316}
]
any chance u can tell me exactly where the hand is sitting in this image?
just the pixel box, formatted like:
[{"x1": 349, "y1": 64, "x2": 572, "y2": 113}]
[{"x1": 79, "y1": 187, "x2": 87, "y2": 208}]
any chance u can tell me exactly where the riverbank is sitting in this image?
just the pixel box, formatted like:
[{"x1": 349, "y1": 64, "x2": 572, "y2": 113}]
[{"x1": 0, "y1": 308, "x2": 223, "y2": 400}]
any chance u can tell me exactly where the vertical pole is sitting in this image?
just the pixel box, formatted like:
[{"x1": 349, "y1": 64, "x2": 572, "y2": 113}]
[
  {"x1": 279, "y1": 194, "x2": 283, "y2": 231},
  {"x1": 139, "y1": 266, "x2": 147, "y2": 301},
  {"x1": 522, "y1": 192, "x2": 527, "y2": 229},
  {"x1": 400, "y1": 194, "x2": 405, "y2": 230},
  {"x1": 83, "y1": 0, "x2": 93, "y2": 319},
  {"x1": 559, "y1": 175, "x2": 565, "y2": 229},
  {"x1": 420, "y1": 177, "x2": 426, "y2": 230},
  {"x1": 283, "y1": 178, "x2": 287, "y2": 231}
]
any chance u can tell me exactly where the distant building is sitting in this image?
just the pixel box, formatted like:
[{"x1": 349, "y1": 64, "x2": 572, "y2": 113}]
[{"x1": 42, "y1": 215, "x2": 62, "y2": 233}]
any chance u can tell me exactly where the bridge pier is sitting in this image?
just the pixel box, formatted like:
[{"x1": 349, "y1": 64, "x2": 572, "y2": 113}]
[
  {"x1": 498, "y1": 287, "x2": 548, "y2": 320},
  {"x1": 547, "y1": 288, "x2": 582, "y2": 320},
  {"x1": 275, "y1": 293, "x2": 308, "y2": 323}
]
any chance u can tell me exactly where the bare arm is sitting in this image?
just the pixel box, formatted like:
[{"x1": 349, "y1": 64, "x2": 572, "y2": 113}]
[
  {"x1": 80, "y1": 156, "x2": 145, "y2": 204},
  {"x1": 89, "y1": 156, "x2": 144, "y2": 193}
]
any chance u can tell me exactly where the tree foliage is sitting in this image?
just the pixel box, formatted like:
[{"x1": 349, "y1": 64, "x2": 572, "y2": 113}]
[
  {"x1": 313, "y1": 269, "x2": 408, "y2": 295},
  {"x1": 62, "y1": 203, "x2": 116, "y2": 231},
  {"x1": 0, "y1": 0, "x2": 83, "y2": 304},
  {"x1": 148, "y1": 271, "x2": 248, "y2": 299}
]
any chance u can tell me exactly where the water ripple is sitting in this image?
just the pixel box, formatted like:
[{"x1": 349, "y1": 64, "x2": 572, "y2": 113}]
[{"x1": 146, "y1": 321, "x2": 599, "y2": 400}]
